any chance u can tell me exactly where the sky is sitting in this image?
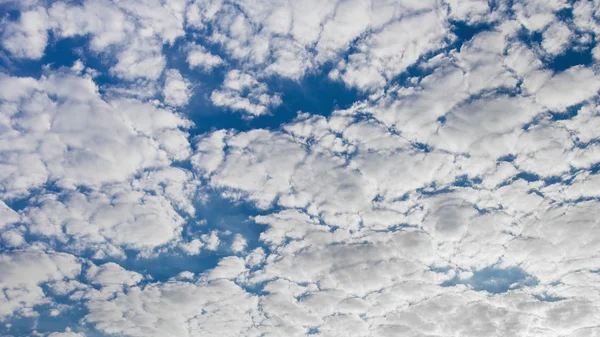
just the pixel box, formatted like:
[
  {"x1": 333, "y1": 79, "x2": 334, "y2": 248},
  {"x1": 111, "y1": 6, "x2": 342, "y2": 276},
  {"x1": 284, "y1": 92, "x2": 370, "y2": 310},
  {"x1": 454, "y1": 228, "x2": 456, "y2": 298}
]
[{"x1": 1, "y1": 0, "x2": 600, "y2": 336}]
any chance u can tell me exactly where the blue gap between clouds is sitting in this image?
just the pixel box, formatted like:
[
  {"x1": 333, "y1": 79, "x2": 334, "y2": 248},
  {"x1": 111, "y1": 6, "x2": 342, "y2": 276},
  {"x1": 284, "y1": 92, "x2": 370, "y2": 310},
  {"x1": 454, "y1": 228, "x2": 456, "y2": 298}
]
[
  {"x1": 0, "y1": 266, "x2": 111, "y2": 337},
  {"x1": 382, "y1": 20, "x2": 495, "y2": 92},
  {"x1": 166, "y1": 31, "x2": 365, "y2": 135},
  {"x1": 516, "y1": 8, "x2": 595, "y2": 72},
  {"x1": 441, "y1": 266, "x2": 539, "y2": 294},
  {"x1": 0, "y1": 301, "x2": 109, "y2": 337},
  {"x1": 0, "y1": 186, "x2": 271, "y2": 284},
  {"x1": 183, "y1": 65, "x2": 365, "y2": 134},
  {"x1": 0, "y1": 34, "x2": 110, "y2": 80},
  {"x1": 84, "y1": 192, "x2": 273, "y2": 284},
  {"x1": 79, "y1": 186, "x2": 283, "y2": 284}
]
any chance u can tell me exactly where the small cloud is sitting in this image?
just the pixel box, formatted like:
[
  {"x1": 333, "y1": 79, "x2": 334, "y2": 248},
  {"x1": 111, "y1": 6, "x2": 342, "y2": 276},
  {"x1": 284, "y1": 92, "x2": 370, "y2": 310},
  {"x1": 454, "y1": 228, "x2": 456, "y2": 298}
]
[
  {"x1": 230, "y1": 233, "x2": 247, "y2": 253},
  {"x1": 542, "y1": 21, "x2": 573, "y2": 55},
  {"x1": 163, "y1": 69, "x2": 192, "y2": 107},
  {"x1": 187, "y1": 44, "x2": 224, "y2": 72},
  {"x1": 201, "y1": 230, "x2": 220, "y2": 251},
  {"x1": 210, "y1": 70, "x2": 282, "y2": 117}
]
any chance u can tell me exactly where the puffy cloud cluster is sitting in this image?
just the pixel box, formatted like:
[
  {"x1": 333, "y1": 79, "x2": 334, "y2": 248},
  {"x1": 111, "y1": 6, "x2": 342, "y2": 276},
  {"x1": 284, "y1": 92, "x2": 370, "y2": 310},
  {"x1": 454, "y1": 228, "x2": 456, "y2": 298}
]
[
  {"x1": 1, "y1": 0, "x2": 187, "y2": 80},
  {"x1": 0, "y1": 247, "x2": 81, "y2": 318},
  {"x1": 210, "y1": 70, "x2": 282, "y2": 117},
  {"x1": 0, "y1": 66, "x2": 202, "y2": 258},
  {"x1": 2, "y1": 0, "x2": 600, "y2": 336},
  {"x1": 0, "y1": 70, "x2": 191, "y2": 197}
]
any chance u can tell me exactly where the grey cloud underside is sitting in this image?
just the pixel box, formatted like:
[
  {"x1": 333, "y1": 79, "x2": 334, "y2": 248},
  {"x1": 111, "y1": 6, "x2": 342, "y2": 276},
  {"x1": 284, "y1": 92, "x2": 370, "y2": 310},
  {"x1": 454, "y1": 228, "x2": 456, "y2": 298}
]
[{"x1": 2, "y1": 0, "x2": 600, "y2": 336}]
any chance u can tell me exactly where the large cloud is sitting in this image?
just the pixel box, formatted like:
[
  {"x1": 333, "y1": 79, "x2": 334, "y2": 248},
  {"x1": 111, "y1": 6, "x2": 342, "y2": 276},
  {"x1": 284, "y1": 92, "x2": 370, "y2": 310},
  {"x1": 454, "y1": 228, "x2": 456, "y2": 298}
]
[
  {"x1": 0, "y1": 70, "x2": 191, "y2": 197},
  {"x1": 85, "y1": 279, "x2": 261, "y2": 337}
]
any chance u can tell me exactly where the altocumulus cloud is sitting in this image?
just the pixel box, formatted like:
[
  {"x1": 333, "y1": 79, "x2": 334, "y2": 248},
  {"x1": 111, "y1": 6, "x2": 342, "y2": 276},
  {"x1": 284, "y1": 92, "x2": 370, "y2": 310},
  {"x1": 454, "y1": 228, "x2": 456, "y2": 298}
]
[{"x1": 1, "y1": 0, "x2": 600, "y2": 336}]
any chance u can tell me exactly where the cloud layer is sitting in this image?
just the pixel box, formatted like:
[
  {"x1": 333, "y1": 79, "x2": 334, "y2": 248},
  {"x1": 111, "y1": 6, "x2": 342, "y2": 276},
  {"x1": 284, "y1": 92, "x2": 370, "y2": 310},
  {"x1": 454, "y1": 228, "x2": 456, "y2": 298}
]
[{"x1": 1, "y1": 0, "x2": 600, "y2": 336}]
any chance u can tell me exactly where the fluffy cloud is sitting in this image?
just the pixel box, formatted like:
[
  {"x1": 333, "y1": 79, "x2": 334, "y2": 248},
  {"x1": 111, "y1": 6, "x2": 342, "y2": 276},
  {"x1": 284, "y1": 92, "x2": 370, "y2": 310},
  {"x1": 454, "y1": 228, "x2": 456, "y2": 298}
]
[
  {"x1": 1, "y1": 7, "x2": 49, "y2": 59},
  {"x1": 0, "y1": 70, "x2": 191, "y2": 197},
  {"x1": 330, "y1": 10, "x2": 450, "y2": 90},
  {"x1": 186, "y1": 44, "x2": 224, "y2": 72},
  {"x1": 86, "y1": 262, "x2": 143, "y2": 287},
  {"x1": 210, "y1": 70, "x2": 282, "y2": 117},
  {"x1": 0, "y1": 201, "x2": 20, "y2": 230},
  {"x1": 542, "y1": 21, "x2": 573, "y2": 55},
  {"x1": 163, "y1": 69, "x2": 192, "y2": 107},
  {"x1": 85, "y1": 280, "x2": 261, "y2": 337},
  {"x1": 2, "y1": 0, "x2": 188, "y2": 82},
  {"x1": 21, "y1": 179, "x2": 191, "y2": 253},
  {"x1": 0, "y1": 248, "x2": 81, "y2": 318}
]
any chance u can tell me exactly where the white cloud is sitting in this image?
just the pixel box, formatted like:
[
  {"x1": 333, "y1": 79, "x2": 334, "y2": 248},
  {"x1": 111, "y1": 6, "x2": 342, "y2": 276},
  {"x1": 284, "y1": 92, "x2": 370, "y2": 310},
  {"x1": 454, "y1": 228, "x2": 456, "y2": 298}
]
[
  {"x1": 110, "y1": 37, "x2": 166, "y2": 80},
  {"x1": 181, "y1": 239, "x2": 204, "y2": 255},
  {"x1": 86, "y1": 262, "x2": 143, "y2": 287},
  {"x1": 85, "y1": 280, "x2": 260, "y2": 337},
  {"x1": 23, "y1": 183, "x2": 187, "y2": 251},
  {"x1": 0, "y1": 248, "x2": 81, "y2": 318},
  {"x1": 1, "y1": 7, "x2": 49, "y2": 59},
  {"x1": 513, "y1": 0, "x2": 568, "y2": 32},
  {"x1": 48, "y1": 0, "x2": 134, "y2": 51},
  {"x1": 0, "y1": 201, "x2": 20, "y2": 230},
  {"x1": 186, "y1": 44, "x2": 224, "y2": 71},
  {"x1": 0, "y1": 69, "x2": 198, "y2": 256},
  {"x1": 2, "y1": 0, "x2": 190, "y2": 83},
  {"x1": 163, "y1": 69, "x2": 192, "y2": 107},
  {"x1": 245, "y1": 247, "x2": 265, "y2": 267},
  {"x1": 0, "y1": 70, "x2": 191, "y2": 197},
  {"x1": 193, "y1": 129, "x2": 306, "y2": 209},
  {"x1": 210, "y1": 70, "x2": 282, "y2": 117},
  {"x1": 535, "y1": 65, "x2": 600, "y2": 111},
  {"x1": 230, "y1": 233, "x2": 247, "y2": 253},
  {"x1": 1, "y1": 230, "x2": 25, "y2": 247},
  {"x1": 330, "y1": 10, "x2": 450, "y2": 91},
  {"x1": 201, "y1": 230, "x2": 220, "y2": 251},
  {"x1": 48, "y1": 330, "x2": 86, "y2": 337},
  {"x1": 445, "y1": 0, "x2": 494, "y2": 23},
  {"x1": 186, "y1": 0, "x2": 223, "y2": 29},
  {"x1": 542, "y1": 21, "x2": 573, "y2": 55}
]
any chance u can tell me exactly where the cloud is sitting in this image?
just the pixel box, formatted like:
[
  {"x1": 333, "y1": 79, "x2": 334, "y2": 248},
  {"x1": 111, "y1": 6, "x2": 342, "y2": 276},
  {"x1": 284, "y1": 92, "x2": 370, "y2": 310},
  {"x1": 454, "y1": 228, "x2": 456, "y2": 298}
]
[
  {"x1": 2, "y1": 0, "x2": 188, "y2": 83},
  {"x1": 85, "y1": 280, "x2": 260, "y2": 337},
  {"x1": 110, "y1": 37, "x2": 166, "y2": 80},
  {"x1": 185, "y1": 0, "x2": 447, "y2": 83},
  {"x1": 210, "y1": 70, "x2": 282, "y2": 117},
  {"x1": 512, "y1": 0, "x2": 568, "y2": 32},
  {"x1": 0, "y1": 247, "x2": 81, "y2": 318},
  {"x1": 86, "y1": 262, "x2": 143, "y2": 287},
  {"x1": 48, "y1": 0, "x2": 134, "y2": 51},
  {"x1": 330, "y1": 10, "x2": 450, "y2": 91},
  {"x1": 1, "y1": 7, "x2": 49, "y2": 59},
  {"x1": 535, "y1": 65, "x2": 600, "y2": 111},
  {"x1": 0, "y1": 70, "x2": 191, "y2": 197},
  {"x1": 186, "y1": 44, "x2": 224, "y2": 71},
  {"x1": 23, "y1": 186, "x2": 185, "y2": 252},
  {"x1": 48, "y1": 330, "x2": 86, "y2": 337},
  {"x1": 163, "y1": 69, "x2": 192, "y2": 107},
  {"x1": 542, "y1": 21, "x2": 573, "y2": 55},
  {"x1": 230, "y1": 233, "x2": 247, "y2": 253},
  {"x1": 0, "y1": 201, "x2": 20, "y2": 230}
]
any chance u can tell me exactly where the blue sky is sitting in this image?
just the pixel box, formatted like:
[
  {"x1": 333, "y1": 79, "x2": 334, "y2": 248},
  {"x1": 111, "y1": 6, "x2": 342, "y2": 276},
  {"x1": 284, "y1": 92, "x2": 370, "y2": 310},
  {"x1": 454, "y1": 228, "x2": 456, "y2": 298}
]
[{"x1": 1, "y1": 0, "x2": 600, "y2": 336}]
